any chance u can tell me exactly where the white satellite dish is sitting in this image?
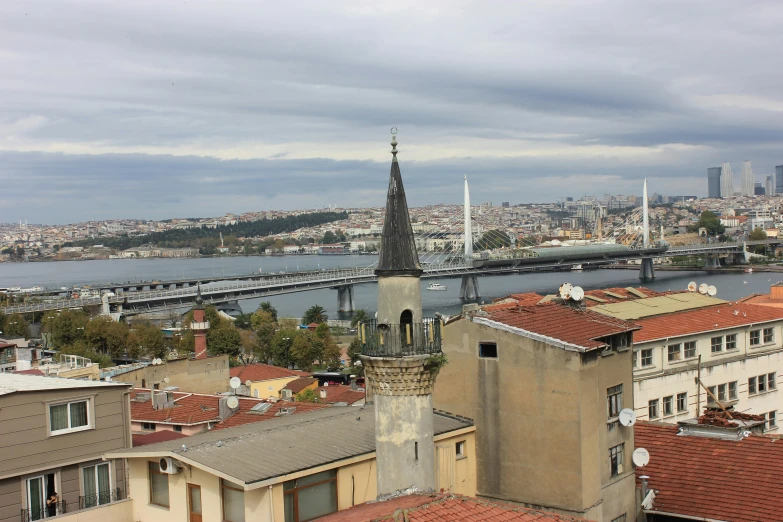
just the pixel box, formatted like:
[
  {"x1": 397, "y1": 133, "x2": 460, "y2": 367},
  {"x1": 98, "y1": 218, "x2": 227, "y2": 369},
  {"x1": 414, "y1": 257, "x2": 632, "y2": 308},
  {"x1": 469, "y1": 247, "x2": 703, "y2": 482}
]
[
  {"x1": 619, "y1": 408, "x2": 637, "y2": 427},
  {"x1": 687, "y1": 281, "x2": 697, "y2": 292},
  {"x1": 571, "y1": 286, "x2": 584, "y2": 302},
  {"x1": 559, "y1": 282, "x2": 573, "y2": 300},
  {"x1": 163, "y1": 377, "x2": 170, "y2": 384},
  {"x1": 226, "y1": 396, "x2": 239, "y2": 409},
  {"x1": 229, "y1": 377, "x2": 241, "y2": 389},
  {"x1": 698, "y1": 283, "x2": 708, "y2": 295},
  {"x1": 707, "y1": 285, "x2": 717, "y2": 296},
  {"x1": 632, "y1": 447, "x2": 650, "y2": 467},
  {"x1": 245, "y1": 380, "x2": 252, "y2": 387}
]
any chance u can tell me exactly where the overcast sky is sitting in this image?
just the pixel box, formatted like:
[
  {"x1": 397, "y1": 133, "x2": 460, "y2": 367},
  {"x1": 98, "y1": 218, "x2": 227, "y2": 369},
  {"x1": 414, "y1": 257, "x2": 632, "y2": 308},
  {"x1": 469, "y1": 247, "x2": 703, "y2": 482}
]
[{"x1": 2, "y1": 0, "x2": 783, "y2": 224}]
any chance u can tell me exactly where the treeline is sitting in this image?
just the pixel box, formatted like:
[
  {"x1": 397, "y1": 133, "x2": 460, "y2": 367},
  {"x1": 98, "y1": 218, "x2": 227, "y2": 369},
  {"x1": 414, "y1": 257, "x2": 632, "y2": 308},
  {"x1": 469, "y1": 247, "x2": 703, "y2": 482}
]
[{"x1": 64, "y1": 212, "x2": 349, "y2": 251}]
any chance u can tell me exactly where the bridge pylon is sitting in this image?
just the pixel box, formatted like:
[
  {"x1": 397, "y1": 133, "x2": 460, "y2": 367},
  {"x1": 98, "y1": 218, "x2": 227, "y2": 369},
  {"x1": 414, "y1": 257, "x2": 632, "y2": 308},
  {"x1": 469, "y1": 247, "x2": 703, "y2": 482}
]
[
  {"x1": 639, "y1": 258, "x2": 655, "y2": 281},
  {"x1": 464, "y1": 174, "x2": 473, "y2": 260},
  {"x1": 460, "y1": 274, "x2": 480, "y2": 300},
  {"x1": 337, "y1": 285, "x2": 355, "y2": 312}
]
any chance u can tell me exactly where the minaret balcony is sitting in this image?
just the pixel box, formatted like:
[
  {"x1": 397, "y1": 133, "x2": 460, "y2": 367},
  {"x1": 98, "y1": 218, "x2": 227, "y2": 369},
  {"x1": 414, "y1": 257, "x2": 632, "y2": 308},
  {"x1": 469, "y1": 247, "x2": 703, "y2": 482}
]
[
  {"x1": 358, "y1": 318, "x2": 441, "y2": 357},
  {"x1": 190, "y1": 321, "x2": 210, "y2": 330}
]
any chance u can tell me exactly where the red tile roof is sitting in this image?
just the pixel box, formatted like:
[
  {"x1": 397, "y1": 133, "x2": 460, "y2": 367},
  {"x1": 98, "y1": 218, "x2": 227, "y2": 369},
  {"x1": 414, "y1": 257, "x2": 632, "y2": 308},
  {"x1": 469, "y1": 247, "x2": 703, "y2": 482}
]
[
  {"x1": 283, "y1": 377, "x2": 318, "y2": 394},
  {"x1": 229, "y1": 363, "x2": 309, "y2": 382},
  {"x1": 14, "y1": 369, "x2": 45, "y2": 376},
  {"x1": 582, "y1": 287, "x2": 671, "y2": 305},
  {"x1": 211, "y1": 400, "x2": 327, "y2": 430},
  {"x1": 130, "y1": 389, "x2": 325, "y2": 429},
  {"x1": 632, "y1": 302, "x2": 783, "y2": 343},
  {"x1": 315, "y1": 384, "x2": 365, "y2": 405},
  {"x1": 635, "y1": 421, "x2": 783, "y2": 522},
  {"x1": 481, "y1": 305, "x2": 637, "y2": 351},
  {"x1": 132, "y1": 430, "x2": 188, "y2": 447},
  {"x1": 316, "y1": 494, "x2": 590, "y2": 522}
]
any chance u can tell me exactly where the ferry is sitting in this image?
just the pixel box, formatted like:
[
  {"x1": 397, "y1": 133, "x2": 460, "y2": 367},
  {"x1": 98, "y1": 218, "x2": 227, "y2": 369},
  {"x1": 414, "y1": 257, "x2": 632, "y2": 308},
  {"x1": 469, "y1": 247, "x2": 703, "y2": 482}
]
[
  {"x1": 426, "y1": 282, "x2": 448, "y2": 291},
  {"x1": 571, "y1": 264, "x2": 583, "y2": 271}
]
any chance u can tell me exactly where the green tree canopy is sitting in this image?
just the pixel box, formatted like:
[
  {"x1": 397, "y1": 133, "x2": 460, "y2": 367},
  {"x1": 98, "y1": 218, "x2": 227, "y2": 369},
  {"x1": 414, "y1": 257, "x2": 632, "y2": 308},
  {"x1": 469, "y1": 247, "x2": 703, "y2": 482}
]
[
  {"x1": 44, "y1": 309, "x2": 88, "y2": 347},
  {"x1": 321, "y1": 231, "x2": 337, "y2": 244},
  {"x1": 749, "y1": 228, "x2": 768, "y2": 241},
  {"x1": 291, "y1": 331, "x2": 322, "y2": 371},
  {"x1": 207, "y1": 321, "x2": 243, "y2": 357},
  {"x1": 689, "y1": 211, "x2": 725, "y2": 236},
  {"x1": 85, "y1": 316, "x2": 129, "y2": 356},
  {"x1": 302, "y1": 305, "x2": 328, "y2": 325},
  {"x1": 270, "y1": 328, "x2": 298, "y2": 368},
  {"x1": 251, "y1": 310, "x2": 277, "y2": 363},
  {"x1": 257, "y1": 302, "x2": 278, "y2": 322},
  {"x1": 296, "y1": 388, "x2": 318, "y2": 403},
  {"x1": 132, "y1": 321, "x2": 167, "y2": 359},
  {"x1": 350, "y1": 309, "x2": 370, "y2": 328},
  {"x1": 474, "y1": 229, "x2": 512, "y2": 250},
  {"x1": 3, "y1": 313, "x2": 29, "y2": 338}
]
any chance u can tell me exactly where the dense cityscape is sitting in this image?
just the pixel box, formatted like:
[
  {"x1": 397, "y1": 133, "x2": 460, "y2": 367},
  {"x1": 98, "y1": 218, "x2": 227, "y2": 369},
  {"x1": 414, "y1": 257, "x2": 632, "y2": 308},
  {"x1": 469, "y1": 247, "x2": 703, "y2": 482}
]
[{"x1": 3, "y1": 2, "x2": 783, "y2": 522}]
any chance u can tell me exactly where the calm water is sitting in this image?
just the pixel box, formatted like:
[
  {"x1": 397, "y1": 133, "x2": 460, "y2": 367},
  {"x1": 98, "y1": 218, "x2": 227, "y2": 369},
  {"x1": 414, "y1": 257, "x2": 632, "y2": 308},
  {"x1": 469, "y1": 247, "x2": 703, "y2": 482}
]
[{"x1": 0, "y1": 256, "x2": 776, "y2": 319}]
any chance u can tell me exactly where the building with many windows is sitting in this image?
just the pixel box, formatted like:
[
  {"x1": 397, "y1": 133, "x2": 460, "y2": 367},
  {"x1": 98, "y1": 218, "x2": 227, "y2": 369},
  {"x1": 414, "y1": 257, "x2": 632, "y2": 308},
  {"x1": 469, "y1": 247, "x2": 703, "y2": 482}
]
[
  {"x1": 0, "y1": 373, "x2": 133, "y2": 522},
  {"x1": 707, "y1": 167, "x2": 721, "y2": 199}
]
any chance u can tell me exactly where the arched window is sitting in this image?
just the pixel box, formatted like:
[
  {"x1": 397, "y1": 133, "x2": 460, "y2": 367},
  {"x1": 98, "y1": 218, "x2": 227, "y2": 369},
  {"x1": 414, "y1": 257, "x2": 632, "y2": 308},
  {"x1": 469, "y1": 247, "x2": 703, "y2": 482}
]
[
  {"x1": 400, "y1": 309, "x2": 414, "y2": 346},
  {"x1": 400, "y1": 309, "x2": 413, "y2": 325}
]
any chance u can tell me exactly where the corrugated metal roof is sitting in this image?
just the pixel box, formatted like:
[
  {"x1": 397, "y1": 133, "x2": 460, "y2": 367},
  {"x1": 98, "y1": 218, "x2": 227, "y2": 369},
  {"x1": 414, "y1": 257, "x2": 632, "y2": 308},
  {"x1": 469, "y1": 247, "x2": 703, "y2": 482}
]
[
  {"x1": 590, "y1": 294, "x2": 724, "y2": 320},
  {"x1": 106, "y1": 405, "x2": 472, "y2": 485},
  {"x1": 0, "y1": 373, "x2": 130, "y2": 396}
]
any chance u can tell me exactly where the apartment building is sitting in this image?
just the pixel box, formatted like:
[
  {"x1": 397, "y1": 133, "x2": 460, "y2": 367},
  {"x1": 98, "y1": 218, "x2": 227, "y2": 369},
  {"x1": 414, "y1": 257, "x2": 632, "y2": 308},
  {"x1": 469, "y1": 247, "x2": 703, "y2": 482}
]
[
  {"x1": 104, "y1": 406, "x2": 475, "y2": 522},
  {"x1": 433, "y1": 300, "x2": 638, "y2": 522},
  {"x1": 0, "y1": 373, "x2": 133, "y2": 522}
]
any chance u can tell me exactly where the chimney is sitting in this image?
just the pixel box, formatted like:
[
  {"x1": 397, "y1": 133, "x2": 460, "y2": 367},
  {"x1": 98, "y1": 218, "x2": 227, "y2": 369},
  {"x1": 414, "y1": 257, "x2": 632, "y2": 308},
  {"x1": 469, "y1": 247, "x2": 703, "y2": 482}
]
[{"x1": 320, "y1": 389, "x2": 327, "y2": 400}]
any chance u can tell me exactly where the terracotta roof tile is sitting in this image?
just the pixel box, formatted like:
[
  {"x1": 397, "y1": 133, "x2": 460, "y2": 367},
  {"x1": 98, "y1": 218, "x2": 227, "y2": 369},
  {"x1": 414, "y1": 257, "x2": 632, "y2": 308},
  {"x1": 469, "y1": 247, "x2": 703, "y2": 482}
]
[
  {"x1": 14, "y1": 369, "x2": 45, "y2": 376},
  {"x1": 316, "y1": 494, "x2": 591, "y2": 522},
  {"x1": 632, "y1": 302, "x2": 783, "y2": 343},
  {"x1": 283, "y1": 377, "x2": 318, "y2": 394},
  {"x1": 315, "y1": 384, "x2": 365, "y2": 405},
  {"x1": 229, "y1": 363, "x2": 309, "y2": 382},
  {"x1": 635, "y1": 421, "x2": 783, "y2": 522},
  {"x1": 481, "y1": 305, "x2": 637, "y2": 351}
]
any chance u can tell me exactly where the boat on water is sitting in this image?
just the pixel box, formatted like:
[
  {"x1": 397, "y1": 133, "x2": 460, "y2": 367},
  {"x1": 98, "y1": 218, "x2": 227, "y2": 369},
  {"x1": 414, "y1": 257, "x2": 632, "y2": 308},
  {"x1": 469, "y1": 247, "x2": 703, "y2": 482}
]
[
  {"x1": 571, "y1": 264, "x2": 583, "y2": 271},
  {"x1": 427, "y1": 283, "x2": 448, "y2": 291},
  {"x1": 745, "y1": 268, "x2": 753, "y2": 274}
]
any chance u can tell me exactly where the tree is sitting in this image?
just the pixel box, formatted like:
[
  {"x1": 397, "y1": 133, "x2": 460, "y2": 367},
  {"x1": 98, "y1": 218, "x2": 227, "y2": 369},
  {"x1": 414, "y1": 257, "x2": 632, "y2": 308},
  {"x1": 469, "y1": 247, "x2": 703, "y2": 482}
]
[
  {"x1": 4, "y1": 313, "x2": 29, "y2": 338},
  {"x1": 207, "y1": 321, "x2": 243, "y2": 357},
  {"x1": 45, "y1": 309, "x2": 88, "y2": 347},
  {"x1": 85, "y1": 316, "x2": 129, "y2": 356},
  {"x1": 296, "y1": 388, "x2": 318, "y2": 403},
  {"x1": 60, "y1": 340, "x2": 114, "y2": 368},
  {"x1": 347, "y1": 337, "x2": 364, "y2": 376},
  {"x1": 257, "y1": 302, "x2": 278, "y2": 323},
  {"x1": 322, "y1": 231, "x2": 337, "y2": 244},
  {"x1": 350, "y1": 309, "x2": 370, "y2": 328},
  {"x1": 251, "y1": 310, "x2": 277, "y2": 363},
  {"x1": 474, "y1": 229, "x2": 512, "y2": 250},
  {"x1": 291, "y1": 332, "x2": 321, "y2": 371},
  {"x1": 314, "y1": 323, "x2": 341, "y2": 370},
  {"x1": 749, "y1": 228, "x2": 768, "y2": 241},
  {"x1": 270, "y1": 328, "x2": 297, "y2": 368},
  {"x1": 302, "y1": 305, "x2": 328, "y2": 325},
  {"x1": 133, "y1": 321, "x2": 167, "y2": 359},
  {"x1": 689, "y1": 211, "x2": 725, "y2": 236},
  {"x1": 234, "y1": 313, "x2": 253, "y2": 330}
]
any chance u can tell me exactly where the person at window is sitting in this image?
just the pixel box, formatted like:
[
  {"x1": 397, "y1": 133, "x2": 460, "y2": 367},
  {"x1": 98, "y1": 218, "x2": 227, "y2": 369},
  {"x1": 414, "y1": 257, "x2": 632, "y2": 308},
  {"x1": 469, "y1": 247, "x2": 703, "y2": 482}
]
[{"x1": 46, "y1": 492, "x2": 58, "y2": 516}]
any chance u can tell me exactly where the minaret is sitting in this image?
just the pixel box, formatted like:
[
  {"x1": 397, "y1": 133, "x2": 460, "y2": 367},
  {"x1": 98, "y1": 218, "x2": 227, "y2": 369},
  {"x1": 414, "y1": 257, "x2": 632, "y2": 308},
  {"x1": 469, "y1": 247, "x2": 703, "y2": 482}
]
[
  {"x1": 359, "y1": 129, "x2": 442, "y2": 497},
  {"x1": 191, "y1": 284, "x2": 210, "y2": 360}
]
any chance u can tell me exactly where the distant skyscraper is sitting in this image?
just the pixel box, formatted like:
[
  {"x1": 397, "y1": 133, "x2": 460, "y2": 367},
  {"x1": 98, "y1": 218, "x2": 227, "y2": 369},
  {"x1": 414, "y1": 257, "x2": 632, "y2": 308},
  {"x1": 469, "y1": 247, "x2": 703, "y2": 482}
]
[
  {"x1": 707, "y1": 167, "x2": 721, "y2": 198},
  {"x1": 741, "y1": 160, "x2": 754, "y2": 196},
  {"x1": 766, "y1": 175, "x2": 775, "y2": 197},
  {"x1": 721, "y1": 162, "x2": 734, "y2": 198},
  {"x1": 777, "y1": 166, "x2": 783, "y2": 194},
  {"x1": 755, "y1": 182, "x2": 764, "y2": 196}
]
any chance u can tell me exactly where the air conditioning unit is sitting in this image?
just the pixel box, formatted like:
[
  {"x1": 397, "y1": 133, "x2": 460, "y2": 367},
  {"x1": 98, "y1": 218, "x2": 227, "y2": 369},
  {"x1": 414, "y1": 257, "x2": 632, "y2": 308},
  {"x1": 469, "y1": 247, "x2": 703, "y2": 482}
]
[
  {"x1": 281, "y1": 389, "x2": 292, "y2": 399},
  {"x1": 159, "y1": 457, "x2": 180, "y2": 475}
]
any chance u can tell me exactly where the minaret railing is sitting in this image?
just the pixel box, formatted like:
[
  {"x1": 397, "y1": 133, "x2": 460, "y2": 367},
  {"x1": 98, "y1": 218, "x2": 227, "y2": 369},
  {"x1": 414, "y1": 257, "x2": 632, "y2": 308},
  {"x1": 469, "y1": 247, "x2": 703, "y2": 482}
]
[{"x1": 358, "y1": 318, "x2": 441, "y2": 357}]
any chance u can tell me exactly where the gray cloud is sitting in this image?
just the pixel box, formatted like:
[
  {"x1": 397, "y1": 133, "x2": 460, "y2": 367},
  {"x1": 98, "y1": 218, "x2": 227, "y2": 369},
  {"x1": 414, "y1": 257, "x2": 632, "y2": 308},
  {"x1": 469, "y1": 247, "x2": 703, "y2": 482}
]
[{"x1": 1, "y1": 0, "x2": 783, "y2": 223}]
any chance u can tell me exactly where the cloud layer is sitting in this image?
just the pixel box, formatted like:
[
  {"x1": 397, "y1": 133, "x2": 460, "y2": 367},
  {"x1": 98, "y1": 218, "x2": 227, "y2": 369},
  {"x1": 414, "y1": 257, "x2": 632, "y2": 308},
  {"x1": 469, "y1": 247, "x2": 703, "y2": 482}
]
[{"x1": 2, "y1": 0, "x2": 783, "y2": 223}]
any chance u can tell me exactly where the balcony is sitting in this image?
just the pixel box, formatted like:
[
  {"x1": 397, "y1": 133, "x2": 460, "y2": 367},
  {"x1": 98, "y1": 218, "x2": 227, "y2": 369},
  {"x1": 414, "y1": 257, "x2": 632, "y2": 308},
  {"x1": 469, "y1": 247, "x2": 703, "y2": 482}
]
[
  {"x1": 358, "y1": 318, "x2": 441, "y2": 358},
  {"x1": 20, "y1": 489, "x2": 125, "y2": 522},
  {"x1": 21, "y1": 500, "x2": 66, "y2": 521},
  {"x1": 79, "y1": 488, "x2": 124, "y2": 509}
]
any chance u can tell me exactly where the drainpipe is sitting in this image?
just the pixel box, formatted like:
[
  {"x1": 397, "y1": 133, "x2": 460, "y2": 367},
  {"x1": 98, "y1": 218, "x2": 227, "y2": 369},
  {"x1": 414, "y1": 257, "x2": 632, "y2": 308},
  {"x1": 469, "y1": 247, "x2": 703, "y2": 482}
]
[
  {"x1": 640, "y1": 475, "x2": 649, "y2": 501},
  {"x1": 268, "y1": 485, "x2": 274, "y2": 521}
]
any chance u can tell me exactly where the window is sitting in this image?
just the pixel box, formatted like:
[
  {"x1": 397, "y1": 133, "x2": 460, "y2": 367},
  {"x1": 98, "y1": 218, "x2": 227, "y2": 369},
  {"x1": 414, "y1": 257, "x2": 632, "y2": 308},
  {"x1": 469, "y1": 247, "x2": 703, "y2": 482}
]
[
  {"x1": 717, "y1": 383, "x2": 727, "y2": 402},
  {"x1": 677, "y1": 392, "x2": 688, "y2": 412},
  {"x1": 663, "y1": 396, "x2": 673, "y2": 416},
  {"x1": 173, "y1": 425, "x2": 182, "y2": 433},
  {"x1": 750, "y1": 376, "x2": 757, "y2": 395},
  {"x1": 764, "y1": 328, "x2": 774, "y2": 343},
  {"x1": 82, "y1": 463, "x2": 112, "y2": 508},
  {"x1": 750, "y1": 330, "x2": 761, "y2": 346},
  {"x1": 725, "y1": 334, "x2": 737, "y2": 351},
  {"x1": 770, "y1": 373, "x2": 777, "y2": 390},
  {"x1": 707, "y1": 386, "x2": 717, "y2": 401},
  {"x1": 607, "y1": 384, "x2": 623, "y2": 419},
  {"x1": 49, "y1": 399, "x2": 90, "y2": 434},
  {"x1": 456, "y1": 441, "x2": 466, "y2": 458},
  {"x1": 766, "y1": 411, "x2": 777, "y2": 431},
  {"x1": 667, "y1": 344, "x2": 681, "y2": 362},
  {"x1": 729, "y1": 381, "x2": 737, "y2": 401},
  {"x1": 221, "y1": 479, "x2": 245, "y2": 522},
  {"x1": 711, "y1": 336, "x2": 723, "y2": 353},
  {"x1": 684, "y1": 341, "x2": 697, "y2": 359},
  {"x1": 142, "y1": 423, "x2": 155, "y2": 431},
  {"x1": 648, "y1": 399, "x2": 659, "y2": 419},
  {"x1": 752, "y1": 372, "x2": 779, "y2": 394},
  {"x1": 25, "y1": 473, "x2": 57, "y2": 521},
  {"x1": 633, "y1": 350, "x2": 638, "y2": 368},
  {"x1": 641, "y1": 349, "x2": 653, "y2": 367},
  {"x1": 759, "y1": 375, "x2": 767, "y2": 393},
  {"x1": 609, "y1": 444, "x2": 624, "y2": 477},
  {"x1": 284, "y1": 470, "x2": 338, "y2": 522},
  {"x1": 479, "y1": 342, "x2": 497, "y2": 358},
  {"x1": 148, "y1": 462, "x2": 169, "y2": 508},
  {"x1": 611, "y1": 516, "x2": 627, "y2": 522}
]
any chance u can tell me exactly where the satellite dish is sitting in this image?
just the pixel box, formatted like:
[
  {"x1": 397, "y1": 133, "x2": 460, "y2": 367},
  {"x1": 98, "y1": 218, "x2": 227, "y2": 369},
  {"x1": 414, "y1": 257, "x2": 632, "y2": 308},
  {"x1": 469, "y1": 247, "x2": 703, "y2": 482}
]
[
  {"x1": 698, "y1": 283, "x2": 708, "y2": 295},
  {"x1": 559, "y1": 282, "x2": 573, "y2": 300},
  {"x1": 163, "y1": 377, "x2": 170, "y2": 384},
  {"x1": 571, "y1": 286, "x2": 584, "y2": 302},
  {"x1": 245, "y1": 380, "x2": 252, "y2": 387},
  {"x1": 632, "y1": 447, "x2": 650, "y2": 467},
  {"x1": 229, "y1": 377, "x2": 241, "y2": 389},
  {"x1": 226, "y1": 396, "x2": 239, "y2": 409},
  {"x1": 619, "y1": 408, "x2": 637, "y2": 427},
  {"x1": 687, "y1": 281, "x2": 697, "y2": 292},
  {"x1": 708, "y1": 285, "x2": 717, "y2": 296}
]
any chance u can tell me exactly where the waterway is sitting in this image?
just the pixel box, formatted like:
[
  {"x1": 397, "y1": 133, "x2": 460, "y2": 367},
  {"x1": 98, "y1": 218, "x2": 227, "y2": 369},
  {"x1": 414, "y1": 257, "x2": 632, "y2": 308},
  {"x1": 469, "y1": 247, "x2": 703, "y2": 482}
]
[{"x1": 0, "y1": 256, "x2": 777, "y2": 319}]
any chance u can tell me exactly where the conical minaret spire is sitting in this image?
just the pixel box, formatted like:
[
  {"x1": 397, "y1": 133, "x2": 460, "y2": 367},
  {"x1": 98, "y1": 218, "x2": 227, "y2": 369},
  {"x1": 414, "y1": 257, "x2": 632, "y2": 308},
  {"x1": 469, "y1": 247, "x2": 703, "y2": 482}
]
[{"x1": 376, "y1": 129, "x2": 422, "y2": 276}]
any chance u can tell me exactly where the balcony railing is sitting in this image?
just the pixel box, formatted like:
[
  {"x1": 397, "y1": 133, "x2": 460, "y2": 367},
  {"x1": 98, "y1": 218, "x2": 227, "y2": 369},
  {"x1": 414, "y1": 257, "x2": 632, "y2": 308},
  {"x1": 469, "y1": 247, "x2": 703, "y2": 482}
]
[
  {"x1": 21, "y1": 500, "x2": 66, "y2": 521},
  {"x1": 358, "y1": 318, "x2": 441, "y2": 357},
  {"x1": 79, "y1": 488, "x2": 123, "y2": 509}
]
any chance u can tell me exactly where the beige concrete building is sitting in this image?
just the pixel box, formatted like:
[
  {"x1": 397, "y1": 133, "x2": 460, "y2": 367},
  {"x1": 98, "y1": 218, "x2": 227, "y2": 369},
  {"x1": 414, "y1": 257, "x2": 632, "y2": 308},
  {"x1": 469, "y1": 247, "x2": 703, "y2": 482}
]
[
  {"x1": 0, "y1": 374, "x2": 133, "y2": 522},
  {"x1": 106, "y1": 355, "x2": 230, "y2": 394},
  {"x1": 433, "y1": 300, "x2": 638, "y2": 522},
  {"x1": 105, "y1": 406, "x2": 475, "y2": 522},
  {"x1": 229, "y1": 364, "x2": 309, "y2": 399}
]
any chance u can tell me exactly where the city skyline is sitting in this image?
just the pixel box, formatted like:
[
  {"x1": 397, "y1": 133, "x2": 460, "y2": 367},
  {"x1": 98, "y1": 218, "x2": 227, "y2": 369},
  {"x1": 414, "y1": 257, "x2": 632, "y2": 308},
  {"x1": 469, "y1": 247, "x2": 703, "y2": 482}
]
[{"x1": 3, "y1": 1, "x2": 783, "y2": 223}]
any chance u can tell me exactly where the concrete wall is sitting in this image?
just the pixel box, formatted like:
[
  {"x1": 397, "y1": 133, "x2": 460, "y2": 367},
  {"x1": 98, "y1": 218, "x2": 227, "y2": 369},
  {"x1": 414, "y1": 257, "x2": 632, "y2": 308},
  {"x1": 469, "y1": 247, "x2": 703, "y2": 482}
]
[
  {"x1": 433, "y1": 317, "x2": 634, "y2": 522},
  {"x1": 53, "y1": 498, "x2": 132, "y2": 522},
  {"x1": 376, "y1": 276, "x2": 422, "y2": 326},
  {"x1": 116, "y1": 355, "x2": 229, "y2": 394}
]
